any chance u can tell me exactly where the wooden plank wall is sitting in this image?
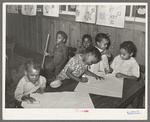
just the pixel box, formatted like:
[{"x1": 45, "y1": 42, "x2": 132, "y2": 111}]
[{"x1": 6, "y1": 12, "x2": 146, "y2": 66}]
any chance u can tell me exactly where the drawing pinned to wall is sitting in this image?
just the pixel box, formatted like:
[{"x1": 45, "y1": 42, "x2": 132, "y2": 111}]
[
  {"x1": 21, "y1": 5, "x2": 37, "y2": 16},
  {"x1": 76, "y1": 5, "x2": 96, "y2": 23},
  {"x1": 7, "y1": 5, "x2": 18, "y2": 14},
  {"x1": 96, "y1": 5, "x2": 126, "y2": 28},
  {"x1": 43, "y1": 5, "x2": 59, "y2": 17}
]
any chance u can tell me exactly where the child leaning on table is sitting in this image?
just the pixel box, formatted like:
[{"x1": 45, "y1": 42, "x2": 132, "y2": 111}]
[
  {"x1": 108, "y1": 41, "x2": 140, "y2": 80},
  {"x1": 89, "y1": 33, "x2": 112, "y2": 74},
  {"x1": 44, "y1": 31, "x2": 69, "y2": 84},
  {"x1": 50, "y1": 46, "x2": 104, "y2": 88},
  {"x1": 75, "y1": 34, "x2": 93, "y2": 55},
  {"x1": 14, "y1": 59, "x2": 46, "y2": 103}
]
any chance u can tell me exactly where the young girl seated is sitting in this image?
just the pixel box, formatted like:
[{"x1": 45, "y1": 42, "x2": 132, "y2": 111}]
[
  {"x1": 50, "y1": 46, "x2": 104, "y2": 88},
  {"x1": 89, "y1": 33, "x2": 112, "y2": 74},
  {"x1": 14, "y1": 59, "x2": 46, "y2": 103},
  {"x1": 109, "y1": 41, "x2": 140, "y2": 80},
  {"x1": 75, "y1": 34, "x2": 93, "y2": 55}
]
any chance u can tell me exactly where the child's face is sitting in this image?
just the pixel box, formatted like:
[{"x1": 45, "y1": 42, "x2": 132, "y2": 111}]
[
  {"x1": 120, "y1": 48, "x2": 133, "y2": 60},
  {"x1": 84, "y1": 53, "x2": 98, "y2": 66},
  {"x1": 83, "y1": 38, "x2": 92, "y2": 49},
  {"x1": 97, "y1": 39, "x2": 109, "y2": 50},
  {"x1": 56, "y1": 34, "x2": 65, "y2": 44},
  {"x1": 25, "y1": 67, "x2": 40, "y2": 84}
]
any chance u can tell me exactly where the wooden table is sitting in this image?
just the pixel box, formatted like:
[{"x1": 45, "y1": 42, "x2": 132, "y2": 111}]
[
  {"x1": 44, "y1": 78, "x2": 145, "y2": 108},
  {"x1": 15, "y1": 78, "x2": 145, "y2": 108}
]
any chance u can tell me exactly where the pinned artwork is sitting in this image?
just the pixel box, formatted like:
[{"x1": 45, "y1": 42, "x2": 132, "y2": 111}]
[
  {"x1": 21, "y1": 5, "x2": 37, "y2": 16},
  {"x1": 96, "y1": 5, "x2": 126, "y2": 28},
  {"x1": 7, "y1": 5, "x2": 18, "y2": 14},
  {"x1": 43, "y1": 5, "x2": 59, "y2": 17},
  {"x1": 76, "y1": 5, "x2": 96, "y2": 23}
]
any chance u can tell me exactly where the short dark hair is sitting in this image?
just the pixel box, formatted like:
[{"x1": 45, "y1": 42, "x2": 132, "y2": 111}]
[
  {"x1": 57, "y1": 31, "x2": 68, "y2": 43},
  {"x1": 120, "y1": 41, "x2": 137, "y2": 57},
  {"x1": 25, "y1": 58, "x2": 41, "y2": 71},
  {"x1": 95, "y1": 33, "x2": 110, "y2": 44},
  {"x1": 86, "y1": 46, "x2": 101, "y2": 62},
  {"x1": 82, "y1": 34, "x2": 92, "y2": 44}
]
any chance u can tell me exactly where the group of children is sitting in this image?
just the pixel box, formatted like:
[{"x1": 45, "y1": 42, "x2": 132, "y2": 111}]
[{"x1": 14, "y1": 30, "x2": 140, "y2": 104}]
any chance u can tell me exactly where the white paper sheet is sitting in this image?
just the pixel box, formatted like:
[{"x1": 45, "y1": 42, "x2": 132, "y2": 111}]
[
  {"x1": 21, "y1": 5, "x2": 37, "y2": 16},
  {"x1": 76, "y1": 5, "x2": 96, "y2": 23},
  {"x1": 75, "y1": 72, "x2": 123, "y2": 98},
  {"x1": 7, "y1": 5, "x2": 18, "y2": 14},
  {"x1": 22, "y1": 92, "x2": 94, "y2": 108},
  {"x1": 96, "y1": 5, "x2": 126, "y2": 28},
  {"x1": 43, "y1": 5, "x2": 59, "y2": 17}
]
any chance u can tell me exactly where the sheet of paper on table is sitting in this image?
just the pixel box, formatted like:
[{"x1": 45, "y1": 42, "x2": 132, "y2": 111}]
[
  {"x1": 21, "y1": 92, "x2": 94, "y2": 108},
  {"x1": 74, "y1": 72, "x2": 124, "y2": 98}
]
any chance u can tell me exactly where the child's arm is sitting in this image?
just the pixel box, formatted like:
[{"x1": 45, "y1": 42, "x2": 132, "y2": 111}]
[
  {"x1": 84, "y1": 69, "x2": 104, "y2": 80},
  {"x1": 44, "y1": 45, "x2": 56, "y2": 57},
  {"x1": 36, "y1": 76, "x2": 46, "y2": 94},
  {"x1": 21, "y1": 95, "x2": 36, "y2": 103},
  {"x1": 66, "y1": 67, "x2": 88, "y2": 83},
  {"x1": 14, "y1": 79, "x2": 27, "y2": 101},
  {"x1": 115, "y1": 73, "x2": 138, "y2": 81}
]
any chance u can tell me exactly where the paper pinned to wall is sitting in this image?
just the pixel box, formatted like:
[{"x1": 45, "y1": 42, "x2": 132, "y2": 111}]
[
  {"x1": 22, "y1": 92, "x2": 94, "y2": 108},
  {"x1": 76, "y1": 5, "x2": 96, "y2": 23},
  {"x1": 7, "y1": 5, "x2": 18, "y2": 14},
  {"x1": 96, "y1": 5, "x2": 126, "y2": 28},
  {"x1": 75, "y1": 72, "x2": 123, "y2": 98},
  {"x1": 43, "y1": 5, "x2": 59, "y2": 17},
  {"x1": 21, "y1": 5, "x2": 37, "y2": 16}
]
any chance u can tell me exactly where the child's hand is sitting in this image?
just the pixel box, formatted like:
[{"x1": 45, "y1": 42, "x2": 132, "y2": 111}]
[
  {"x1": 94, "y1": 75, "x2": 104, "y2": 81},
  {"x1": 36, "y1": 87, "x2": 45, "y2": 94},
  {"x1": 22, "y1": 95, "x2": 36, "y2": 103},
  {"x1": 116, "y1": 73, "x2": 124, "y2": 78},
  {"x1": 26, "y1": 97, "x2": 36, "y2": 104},
  {"x1": 44, "y1": 51, "x2": 50, "y2": 56},
  {"x1": 104, "y1": 67, "x2": 113, "y2": 74},
  {"x1": 81, "y1": 77, "x2": 88, "y2": 83}
]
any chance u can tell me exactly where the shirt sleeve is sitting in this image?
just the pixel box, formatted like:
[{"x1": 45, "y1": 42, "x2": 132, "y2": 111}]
[
  {"x1": 132, "y1": 62, "x2": 140, "y2": 78},
  {"x1": 110, "y1": 56, "x2": 117, "y2": 69},
  {"x1": 101, "y1": 54, "x2": 109, "y2": 69},
  {"x1": 14, "y1": 78, "x2": 26, "y2": 101},
  {"x1": 40, "y1": 76, "x2": 46, "y2": 88}
]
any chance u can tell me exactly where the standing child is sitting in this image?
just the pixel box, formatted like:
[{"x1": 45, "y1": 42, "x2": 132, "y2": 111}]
[
  {"x1": 44, "y1": 31, "x2": 69, "y2": 85},
  {"x1": 109, "y1": 41, "x2": 140, "y2": 80},
  {"x1": 50, "y1": 46, "x2": 104, "y2": 88},
  {"x1": 89, "y1": 33, "x2": 112, "y2": 74},
  {"x1": 14, "y1": 59, "x2": 46, "y2": 103},
  {"x1": 75, "y1": 34, "x2": 93, "y2": 55}
]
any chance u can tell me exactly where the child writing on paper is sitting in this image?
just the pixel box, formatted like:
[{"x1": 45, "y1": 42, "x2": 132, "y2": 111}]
[
  {"x1": 75, "y1": 34, "x2": 93, "y2": 55},
  {"x1": 89, "y1": 33, "x2": 112, "y2": 74},
  {"x1": 109, "y1": 41, "x2": 140, "y2": 80},
  {"x1": 14, "y1": 59, "x2": 46, "y2": 103},
  {"x1": 50, "y1": 46, "x2": 104, "y2": 88},
  {"x1": 44, "y1": 31, "x2": 69, "y2": 85}
]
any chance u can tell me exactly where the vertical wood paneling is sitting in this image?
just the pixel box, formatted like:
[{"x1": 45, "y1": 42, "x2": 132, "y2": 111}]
[
  {"x1": 31, "y1": 16, "x2": 37, "y2": 52},
  {"x1": 37, "y1": 17, "x2": 43, "y2": 54},
  {"x1": 6, "y1": 13, "x2": 145, "y2": 65}
]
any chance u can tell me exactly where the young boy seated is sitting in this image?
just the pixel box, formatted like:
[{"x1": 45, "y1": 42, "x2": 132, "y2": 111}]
[
  {"x1": 44, "y1": 31, "x2": 69, "y2": 85},
  {"x1": 109, "y1": 41, "x2": 140, "y2": 80},
  {"x1": 50, "y1": 46, "x2": 104, "y2": 88},
  {"x1": 75, "y1": 34, "x2": 93, "y2": 55},
  {"x1": 14, "y1": 59, "x2": 46, "y2": 104}
]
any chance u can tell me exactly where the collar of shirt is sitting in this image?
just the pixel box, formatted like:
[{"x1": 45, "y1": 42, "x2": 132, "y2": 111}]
[
  {"x1": 24, "y1": 75, "x2": 40, "y2": 86},
  {"x1": 95, "y1": 46, "x2": 103, "y2": 52}
]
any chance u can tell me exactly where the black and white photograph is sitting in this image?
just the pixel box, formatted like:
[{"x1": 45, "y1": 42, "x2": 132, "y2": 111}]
[{"x1": 3, "y1": 2, "x2": 147, "y2": 120}]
